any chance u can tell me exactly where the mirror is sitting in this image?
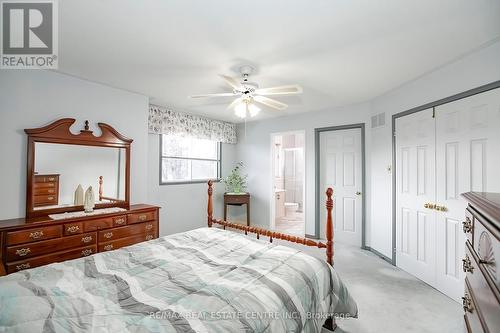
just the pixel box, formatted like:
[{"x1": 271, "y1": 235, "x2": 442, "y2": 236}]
[
  {"x1": 33, "y1": 143, "x2": 126, "y2": 210},
  {"x1": 25, "y1": 119, "x2": 132, "y2": 218}
]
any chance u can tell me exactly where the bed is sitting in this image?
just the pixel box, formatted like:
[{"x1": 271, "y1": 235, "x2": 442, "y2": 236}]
[{"x1": 0, "y1": 183, "x2": 357, "y2": 332}]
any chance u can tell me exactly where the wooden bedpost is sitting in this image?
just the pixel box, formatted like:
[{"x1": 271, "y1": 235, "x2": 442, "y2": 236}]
[
  {"x1": 326, "y1": 187, "x2": 334, "y2": 266},
  {"x1": 98, "y1": 176, "x2": 103, "y2": 201},
  {"x1": 207, "y1": 180, "x2": 213, "y2": 227}
]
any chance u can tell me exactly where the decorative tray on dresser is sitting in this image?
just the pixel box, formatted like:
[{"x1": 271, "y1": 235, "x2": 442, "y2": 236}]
[
  {"x1": 0, "y1": 118, "x2": 161, "y2": 276},
  {"x1": 461, "y1": 192, "x2": 500, "y2": 333}
]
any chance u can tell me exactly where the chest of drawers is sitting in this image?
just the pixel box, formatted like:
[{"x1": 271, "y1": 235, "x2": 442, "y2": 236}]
[
  {"x1": 0, "y1": 204, "x2": 159, "y2": 275},
  {"x1": 33, "y1": 174, "x2": 59, "y2": 207},
  {"x1": 461, "y1": 192, "x2": 500, "y2": 333}
]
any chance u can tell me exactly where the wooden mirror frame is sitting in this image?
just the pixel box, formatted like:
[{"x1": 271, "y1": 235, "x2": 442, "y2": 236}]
[{"x1": 25, "y1": 118, "x2": 132, "y2": 218}]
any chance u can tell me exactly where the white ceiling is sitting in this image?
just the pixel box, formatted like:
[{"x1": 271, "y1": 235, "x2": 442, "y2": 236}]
[{"x1": 57, "y1": 0, "x2": 500, "y2": 122}]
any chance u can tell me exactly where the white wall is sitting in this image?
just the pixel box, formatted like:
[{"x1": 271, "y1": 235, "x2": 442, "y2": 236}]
[
  {"x1": 0, "y1": 70, "x2": 149, "y2": 220},
  {"x1": 147, "y1": 135, "x2": 236, "y2": 236},
  {"x1": 369, "y1": 41, "x2": 500, "y2": 258},
  {"x1": 234, "y1": 103, "x2": 372, "y2": 240}
]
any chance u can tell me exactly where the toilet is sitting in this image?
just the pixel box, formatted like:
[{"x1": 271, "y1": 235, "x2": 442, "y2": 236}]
[{"x1": 284, "y1": 202, "x2": 299, "y2": 216}]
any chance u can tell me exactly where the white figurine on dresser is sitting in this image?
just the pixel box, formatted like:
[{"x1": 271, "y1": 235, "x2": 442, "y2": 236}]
[
  {"x1": 74, "y1": 184, "x2": 84, "y2": 205},
  {"x1": 84, "y1": 186, "x2": 95, "y2": 213}
]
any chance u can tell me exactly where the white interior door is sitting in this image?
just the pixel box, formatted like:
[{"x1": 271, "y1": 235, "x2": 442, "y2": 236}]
[
  {"x1": 395, "y1": 87, "x2": 500, "y2": 302},
  {"x1": 395, "y1": 109, "x2": 437, "y2": 287},
  {"x1": 320, "y1": 128, "x2": 362, "y2": 246},
  {"x1": 434, "y1": 87, "x2": 500, "y2": 301}
]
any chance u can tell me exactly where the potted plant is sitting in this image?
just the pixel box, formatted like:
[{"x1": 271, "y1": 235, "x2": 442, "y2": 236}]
[{"x1": 223, "y1": 162, "x2": 248, "y2": 194}]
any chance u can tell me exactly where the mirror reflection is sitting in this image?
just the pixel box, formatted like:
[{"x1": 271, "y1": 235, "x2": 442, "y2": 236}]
[{"x1": 33, "y1": 143, "x2": 126, "y2": 211}]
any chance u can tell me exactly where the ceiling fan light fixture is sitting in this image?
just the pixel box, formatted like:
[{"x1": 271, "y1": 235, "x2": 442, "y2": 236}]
[
  {"x1": 234, "y1": 102, "x2": 247, "y2": 118},
  {"x1": 248, "y1": 103, "x2": 260, "y2": 117},
  {"x1": 234, "y1": 101, "x2": 260, "y2": 119}
]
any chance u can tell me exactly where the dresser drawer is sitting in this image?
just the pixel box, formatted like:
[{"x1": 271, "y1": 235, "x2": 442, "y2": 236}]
[
  {"x1": 33, "y1": 187, "x2": 57, "y2": 196},
  {"x1": 33, "y1": 194, "x2": 57, "y2": 206},
  {"x1": 465, "y1": 242, "x2": 500, "y2": 331},
  {"x1": 473, "y1": 214, "x2": 500, "y2": 287},
  {"x1": 7, "y1": 225, "x2": 62, "y2": 246},
  {"x1": 127, "y1": 210, "x2": 156, "y2": 224},
  {"x1": 33, "y1": 182, "x2": 57, "y2": 189},
  {"x1": 83, "y1": 218, "x2": 113, "y2": 232},
  {"x1": 6, "y1": 245, "x2": 96, "y2": 274},
  {"x1": 99, "y1": 233, "x2": 156, "y2": 252},
  {"x1": 112, "y1": 215, "x2": 127, "y2": 226},
  {"x1": 6, "y1": 232, "x2": 97, "y2": 261},
  {"x1": 464, "y1": 279, "x2": 487, "y2": 333},
  {"x1": 99, "y1": 221, "x2": 156, "y2": 242},
  {"x1": 34, "y1": 175, "x2": 59, "y2": 183},
  {"x1": 64, "y1": 222, "x2": 83, "y2": 235}
]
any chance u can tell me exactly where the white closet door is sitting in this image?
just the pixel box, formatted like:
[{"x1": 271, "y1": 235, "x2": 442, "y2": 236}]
[
  {"x1": 435, "y1": 87, "x2": 500, "y2": 301},
  {"x1": 395, "y1": 109, "x2": 437, "y2": 286},
  {"x1": 319, "y1": 128, "x2": 362, "y2": 246}
]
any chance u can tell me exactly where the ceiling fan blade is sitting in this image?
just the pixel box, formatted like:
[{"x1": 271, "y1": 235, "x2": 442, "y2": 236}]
[
  {"x1": 220, "y1": 75, "x2": 241, "y2": 90},
  {"x1": 226, "y1": 98, "x2": 242, "y2": 110},
  {"x1": 189, "y1": 92, "x2": 235, "y2": 98},
  {"x1": 255, "y1": 84, "x2": 303, "y2": 96},
  {"x1": 253, "y1": 95, "x2": 288, "y2": 110}
]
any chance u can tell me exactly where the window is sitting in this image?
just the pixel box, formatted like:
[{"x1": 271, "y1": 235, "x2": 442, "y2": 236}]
[{"x1": 160, "y1": 135, "x2": 221, "y2": 184}]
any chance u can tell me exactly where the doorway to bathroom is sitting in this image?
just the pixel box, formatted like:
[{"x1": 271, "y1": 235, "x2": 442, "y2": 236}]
[{"x1": 270, "y1": 131, "x2": 305, "y2": 236}]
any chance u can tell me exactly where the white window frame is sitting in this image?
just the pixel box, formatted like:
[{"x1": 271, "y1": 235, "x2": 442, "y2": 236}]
[{"x1": 159, "y1": 135, "x2": 222, "y2": 185}]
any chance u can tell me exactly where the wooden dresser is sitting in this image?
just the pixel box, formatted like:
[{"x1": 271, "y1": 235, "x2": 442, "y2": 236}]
[
  {"x1": 33, "y1": 174, "x2": 59, "y2": 207},
  {"x1": 0, "y1": 204, "x2": 159, "y2": 275},
  {"x1": 461, "y1": 192, "x2": 500, "y2": 333}
]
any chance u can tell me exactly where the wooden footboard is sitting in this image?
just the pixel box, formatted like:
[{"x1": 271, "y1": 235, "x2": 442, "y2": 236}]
[{"x1": 206, "y1": 180, "x2": 334, "y2": 266}]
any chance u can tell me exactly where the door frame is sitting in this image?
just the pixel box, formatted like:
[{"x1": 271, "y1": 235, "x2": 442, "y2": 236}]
[
  {"x1": 314, "y1": 123, "x2": 366, "y2": 248},
  {"x1": 269, "y1": 130, "x2": 306, "y2": 232},
  {"x1": 391, "y1": 80, "x2": 500, "y2": 265}
]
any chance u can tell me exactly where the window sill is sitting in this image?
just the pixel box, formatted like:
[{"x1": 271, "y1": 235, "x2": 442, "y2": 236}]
[{"x1": 159, "y1": 179, "x2": 222, "y2": 186}]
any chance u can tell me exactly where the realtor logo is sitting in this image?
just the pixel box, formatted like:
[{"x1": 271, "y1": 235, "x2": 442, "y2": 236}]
[{"x1": 1, "y1": 0, "x2": 58, "y2": 69}]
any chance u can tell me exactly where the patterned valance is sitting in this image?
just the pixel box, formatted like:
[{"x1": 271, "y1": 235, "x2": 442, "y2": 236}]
[{"x1": 148, "y1": 104, "x2": 237, "y2": 144}]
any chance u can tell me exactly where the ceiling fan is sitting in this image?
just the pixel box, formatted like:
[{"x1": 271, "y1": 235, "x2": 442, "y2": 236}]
[{"x1": 189, "y1": 65, "x2": 303, "y2": 119}]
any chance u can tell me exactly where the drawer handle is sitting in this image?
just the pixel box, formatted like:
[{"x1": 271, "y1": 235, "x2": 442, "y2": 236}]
[
  {"x1": 103, "y1": 232, "x2": 113, "y2": 239},
  {"x1": 16, "y1": 248, "x2": 31, "y2": 257},
  {"x1": 145, "y1": 224, "x2": 153, "y2": 231},
  {"x1": 48, "y1": 183, "x2": 54, "y2": 187},
  {"x1": 138, "y1": 214, "x2": 148, "y2": 221},
  {"x1": 66, "y1": 225, "x2": 80, "y2": 233},
  {"x1": 462, "y1": 255, "x2": 473, "y2": 273},
  {"x1": 47, "y1": 196, "x2": 54, "y2": 200},
  {"x1": 462, "y1": 294, "x2": 473, "y2": 313},
  {"x1": 48, "y1": 177, "x2": 56, "y2": 181},
  {"x1": 146, "y1": 235, "x2": 153, "y2": 241},
  {"x1": 81, "y1": 249, "x2": 93, "y2": 257},
  {"x1": 29, "y1": 231, "x2": 44, "y2": 239},
  {"x1": 48, "y1": 189, "x2": 54, "y2": 194},
  {"x1": 462, "y1": 217, "x2": 472, "y2": 233},
  {"x1": 81, "y1": 236, "x2": 93, "y2": 243},
  {"x1": 115, "y1": 218, "x2": 126, "y2": 225},
  {"x1": 104, "y1": 244, "x2": 114, "y2": 251},
  {"x1": 16, "y1": 263, "x2": 31, "y2": 271}
]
